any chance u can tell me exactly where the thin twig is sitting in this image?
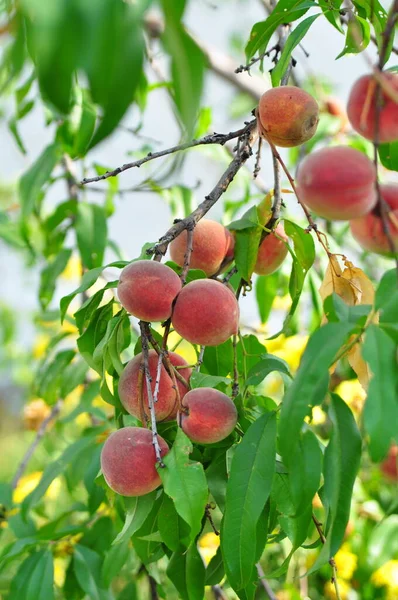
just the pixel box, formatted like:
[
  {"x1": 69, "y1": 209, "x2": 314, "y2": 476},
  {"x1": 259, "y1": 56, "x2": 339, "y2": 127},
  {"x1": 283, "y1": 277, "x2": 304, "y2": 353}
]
[
  {"x1": 81, "y1": 123, "x2": 255, "y2": 185},
  {"x1": 232, "y1": 334, "x2": 239, "y2": 399},
  {"x1": 254, "y1": 136, "x2": 263, "y2": 179},
  {"x1": 153, "y1": 349, "x2": 165, "y2": 405},
  {"x1": 196, "y1": 346, "x2": 205, "y2": 372},
  {"x1": 256, "y1": 563, "x2": 277, "y2": 600},
  {"x1": 312, "y1": 514, "x2": 341, "y2": 600},
  {"x1": 139, "y1": 322, "x2": 165, "y2": 466},
  {"x1": 205, "y1": 503, "x2": 220, "y2": 535},
  {"x1": 222, "y1": 265, "x2": 238, "y2": 283},
  {"x1": 12, "y1": 400, "x2": 63, "y2": 490}
]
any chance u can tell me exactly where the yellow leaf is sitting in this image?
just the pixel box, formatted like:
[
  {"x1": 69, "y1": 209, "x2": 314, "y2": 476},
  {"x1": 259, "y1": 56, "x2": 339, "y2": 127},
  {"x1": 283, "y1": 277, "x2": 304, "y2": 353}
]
[{"x1": 347, "y1": 338, "x2": 371, "y2": 390}]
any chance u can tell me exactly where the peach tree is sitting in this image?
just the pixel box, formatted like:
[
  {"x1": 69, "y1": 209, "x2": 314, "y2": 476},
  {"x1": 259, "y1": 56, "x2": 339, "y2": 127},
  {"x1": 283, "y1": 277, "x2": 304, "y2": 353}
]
[{"x1": 0, "y1": 0, "x2": 397, "y2": 599}]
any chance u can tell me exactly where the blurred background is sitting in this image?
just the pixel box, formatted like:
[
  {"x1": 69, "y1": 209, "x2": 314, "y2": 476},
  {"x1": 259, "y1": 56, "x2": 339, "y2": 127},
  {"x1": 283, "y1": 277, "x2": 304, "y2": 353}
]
[{"x1": 0, "y1": 0, "x2": 397, "y2": 598}]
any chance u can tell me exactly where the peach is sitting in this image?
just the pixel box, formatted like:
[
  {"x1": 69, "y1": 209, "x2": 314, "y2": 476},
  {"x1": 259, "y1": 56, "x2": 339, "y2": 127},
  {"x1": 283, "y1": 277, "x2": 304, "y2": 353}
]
[
  {"x1": 178, "y1": 388, "x2": 237, "y2": 444},
  {"x1": 171, "y1": 279, "x2": 239, "y2": 346},
  {"x1": 381, "y1": 445, "x2": 398, "y2": 480},
  {"x1": 224, "y1": 229, "x2": 235, "y2": 262},
  {"x1": 101, "y1": 427, "x2": 169, "y2": 496},
  {"x1": 296, "y1": 146, "x2": 377, "y2": 220},
  {"x1": 169, "y1": 219, "x2": 231, "y2": 276},
  {"x1": 254, "y1": 223, "x2": 288, "y2": 275},
  {"x1": 347, "y1": 73, "x2": 398, "y2": 143},
  {"x1": 257, "y1": 86, "x2": 319, "y2": 147},
  {"x1": 119, "y1": 349, "x2": 191, "y2": 422},
  {"x1": 350, "y1": 183, "x2": 398, "y2": 255},
  {"x1": 117, "y1": 260, "x2": 181, "y2": 322}
]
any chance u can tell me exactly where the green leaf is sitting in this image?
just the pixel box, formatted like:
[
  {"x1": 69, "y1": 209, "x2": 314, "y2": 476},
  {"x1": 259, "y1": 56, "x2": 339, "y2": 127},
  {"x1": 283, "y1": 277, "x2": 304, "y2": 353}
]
[
  {"x1": 205, "y1": 546, "x2": 224, "y2": 585},
  {"x1": 206, "y1": 451, "x2": 228, "y2": 512},
  {"x1": 279, "y1": 322, "x2": 353, "y2": 466},
  {"x1": 132, "y1": 497, "x2": 164, "y2": 564},
  {"x1": 288, "y1": 430, "x2": 323, "y2": 516},
  {"x1": 203, "y1": 340, "x2": 234, "y2": 377},
  {"x1": 245, "y1": 0, "x2": 315, "y2": 60},
  {"x1": 21, "y1": 433, "x2": 97, "y2": 517},
  {"x1": 190, "y1": 372, "x2": 231, "y2": 389},
  {"x1": 158, "y1": 493, "x2": 190, "y2": 551},
  {"x1": 318, "y1": 0, "x2": 344, "y2": 33},
  {"x1": 102, "y1": 539, "x2": 130, "y2": 587},
  {"x1": 25, "y1": 550, "x2": 54, "y2": 600},
  {"x1": 113, "y1": 491, "x2": 157, "y2": 545},
  {"x1": 336, "y1": 14, "x2": 371, "y2": 58},
  {"x1": 73, "y1": 545, "x2": 104, "y2": 600},
  {"x1": 60, "y1": 260, "x2": 128, "y2": 321},
  {"x1": 39, "y1": 248, "x2": 72, "y2": 310},
  {"x1": 222, "y1": 412, "x2": 277, "y2": 592},
  {"x1": 76, "y1": 202, "x2": 108, "y2": 269},
  {"x1": 367, "y1": 515, "x2": 398, "y2": 570},
  {"x1": 36, "y1": 349, "x2": 76, "y2": 404},
  {"x1": 72, "y1": 89, "x2": 97, "y2": 157},
  {"x1": 362, "y1": 325, "x2": 398, "y2": 461},
  {"x1": 379, "y1": 140, "x2": 398, "y2": 172},
  {"x1": 8, "y1": 551, "x2": 43, "y2": 600},
  {"x1": 271, "y1": 15, "x2": 320, "y2": 86},
  {"x1": 234, "y1": 224, "x2": 262, "y2": 283},
  {"x1": 245, "y1": 354, "x2": 291, "y2": 387},
  {"x1": 159, "y1": 429, "x2": 208, "y2": 544},
  {"x1": 167, "y1": 545, "x2": 206, "y2": 600},
  {"x1": 255, "y1": 272, "x2": 279, "y2": 324},
  {"x1": 19, "y1": 143, "x2": 60, "y2": 218},
  {"x1": 161, "y1": 3, "x2": 205, "y2": 135},
  {"x1": 80, "y1": 0, "x2": 145, "y2": 147},
  {"x1": 309, "y1": 394, "x2": 361, "y2": 571}
]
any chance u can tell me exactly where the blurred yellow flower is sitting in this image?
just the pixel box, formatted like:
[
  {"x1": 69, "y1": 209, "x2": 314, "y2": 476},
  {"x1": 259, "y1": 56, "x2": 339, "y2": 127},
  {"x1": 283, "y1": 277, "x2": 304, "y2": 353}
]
[
  {"x1": 61, "y1": 256, "x2": 82, "y2": 281},
  {"x1": 198, "y1": 532, "x2": 220, "y2": 565},
  {"x1": 61, "y1": 319, "x2": 78, "y2": 335},
  {"x1": 164, "y1": 330, "x2": 197, "y2": 365},
  {"x1": 334, "y1": 544, "x2": 358, "y2": 580},
  {"x1": 272, "y1": 295, "x2": 291, "y2": 311},
  {"x1": 54, "y1": 557, "x2": 68, "y2": 587},
  {"x1": 371, "y1": 560, "x2": 398, "y2": 598},
  {"x1": 265, "y1": 334, "x2": 308, "y2": 371},
  {"x1": 13, "y1": 472, "x2": 63, "y2": 504},
  {"x1": 33, "y1": 334, "x2": 50, "y2": 359},
  {"x1": 305, "y1": 405, "x2": 327, "y2": 426},
  {"x1": 334, "y1": 379, "x2": 366, "y2": 413},
  {"x1": 23, "y1": 399, "x2": 51, "y2": 431},
  {"x1": 324, "y1": 578, "x2": 350, "y2": 600}
]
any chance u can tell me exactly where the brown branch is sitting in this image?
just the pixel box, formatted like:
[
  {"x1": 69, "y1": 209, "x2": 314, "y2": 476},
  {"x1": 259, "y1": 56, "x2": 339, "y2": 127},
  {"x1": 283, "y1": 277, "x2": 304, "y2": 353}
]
[
  {"x1": 195, "y1": 346, "x2": 205, "y2": 372},
  {"x1": 80, "y1": 123, "x2": 255, "y2": 186},
  {"x1": 312, "y1": 514, "x2": 341, "y2": 600},
  {"x1": 12, "y1": 400, "x2": 63, "y2": 491},
  {"x1": 146, "y1": 120, "x2": 257, "y2": 258},
  {"x1": 139, "y1": 322, "x2": 166, "y2": 466},
  {"x1": 256, "y1": 563, "x2": 277, "y2": 600}
]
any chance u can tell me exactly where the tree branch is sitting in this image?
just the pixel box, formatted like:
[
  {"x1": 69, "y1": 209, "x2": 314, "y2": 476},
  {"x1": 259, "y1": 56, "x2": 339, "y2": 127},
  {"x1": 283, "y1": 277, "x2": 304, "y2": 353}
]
[
  {"x1": 81, "y1": 123, "x2": 256, "y2": 186},
  {"x1": 12, "y1": 400, "x2": 63, "y2": 491},
  {"x1": 146, "y1": 120, "x2": 257, "y2": 258}
]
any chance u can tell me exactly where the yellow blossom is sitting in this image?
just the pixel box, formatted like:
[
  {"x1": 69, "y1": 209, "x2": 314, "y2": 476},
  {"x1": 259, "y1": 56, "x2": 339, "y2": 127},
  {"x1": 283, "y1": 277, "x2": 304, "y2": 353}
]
[
  {"x1": 334, "y1": 544, "x2": 358, "y2": 580},
  {"x1": 371, "y1": 560, "x2": 398, "y2": 597},
  {"x1": 272, "y1": 295, "x2": 292, "y2": 311},
  {"x1": 13, "y1": 472, "x2": 62, "y2": 504},
  {"x1": 305, "y1": 405, "x2": 327, "y2": 426},
  {"x1": 335, "y1": 379, "x2": 366, "y2": 413},
  {"x1": 54, "y1": 557, "x2": 68, "y2": 587},
  {"x1": 198, "y1": 532, "x2": 220, "y2": 565},
  {"x1": 23, "y1": 399, "x2": 51, "y2": 431},
  {"x1": 32, "y1": 334, "x2": 51, "y2": 359},
  {"x1": 324, "y1": 578, "x2": 350, "y2": 600},
  {"x1": 61, "y1": 256, "x2": 82, "y2": 281},
  {"x1": 162, "y1": 330, "x2": 197, "y2": 366},
  {"x1": 265, "y1": 334, "x2": 308, "y2": 371},
  {"x1": 61, "y1": 319, "x2": 78, "y2": 335}
]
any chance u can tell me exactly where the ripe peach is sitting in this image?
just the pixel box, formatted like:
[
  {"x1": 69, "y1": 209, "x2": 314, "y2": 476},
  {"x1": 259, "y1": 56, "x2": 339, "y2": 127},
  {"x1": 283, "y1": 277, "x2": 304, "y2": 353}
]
[
  {"x1": 117, "y1": 260, "x2": 181, "y2": 322},
  {"x1": 178, "y1": 388, "x2": 237, "y2": 444},
  {"x1": 101, "y1": 427, "x2": 169, "y2": 496},
  {"x1": 257, "y1": 86, "x2": 319, "y2": 148},
  {"x1": 171, "y1": 279, "x2": 239, "y2": 346},
  {"x1": 169, "y1": 219, "x2": 231, "y2": 276},
  {"x1": 380, "y1": 445, "x2": 398, "y2": 480},
  {"x1": 224, "y1": 229, "x2": 235, "y2": 262},
  {"x1": 347, "y1": 73, "x2": 398, "y2": 143},
  {"x1": 119, "y1": 349, "x2": 191, "y2": 422},
  {"x1": 296, "y1": 146, "x2": 377, "y2": 220},
  {"x1": 254, "y1": 223, "x2": 288, "y2": 275},
  {"x1": 350, "y1": 183, "x2": 398, "y2": 255}
]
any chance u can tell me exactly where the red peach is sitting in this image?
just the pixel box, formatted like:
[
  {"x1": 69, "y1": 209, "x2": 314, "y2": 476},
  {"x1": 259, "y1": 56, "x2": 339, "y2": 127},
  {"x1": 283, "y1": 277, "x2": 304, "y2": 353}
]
[
  {"x1": 350, "y1": 183, "x2": 398, "y2": 255},
  {"x1": 117, "y1": 260, "x2": 182, "y2": 322},
  {"x1": 258, "y1": 86, "x2": 319, "y2": 148},
  {"x1": 381, "y1": 445, "x2": 398, "y2": 480},
  {"x1": 347, "y1": 73, "x2": 398, "y2": 143},
  {"x1": 170, "y1": 219, "x2": 231, "y2": 276},
  {"x1": 100, "y1": 427, "x2": 169, "y2": 496},
  {"x1": 171, "y1": 279, "x2": 239, "y2": 346},
  {"x1": 254, "y1": 223, "x2": 288, "y2": 275},
  {"x1": 119, "y1": 349, "x2": 191, "y2": 422},
  {"x1": 296, "y1": 146, "x2": 377, "y2": 220},
  {"x1": 178, "y1": 388, "x2": 237, "y2": 444}
]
